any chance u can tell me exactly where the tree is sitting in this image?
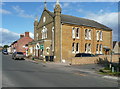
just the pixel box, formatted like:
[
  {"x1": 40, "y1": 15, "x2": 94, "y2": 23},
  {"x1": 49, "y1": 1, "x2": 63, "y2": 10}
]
[{"x1": 3, "y1": 45, "x2": 9, "y2": 49}]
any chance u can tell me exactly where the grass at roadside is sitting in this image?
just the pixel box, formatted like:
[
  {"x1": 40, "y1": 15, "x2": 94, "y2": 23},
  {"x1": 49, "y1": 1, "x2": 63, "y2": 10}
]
[{"x1": 99, "y1": 68, "x2": 120, "y2": 77}]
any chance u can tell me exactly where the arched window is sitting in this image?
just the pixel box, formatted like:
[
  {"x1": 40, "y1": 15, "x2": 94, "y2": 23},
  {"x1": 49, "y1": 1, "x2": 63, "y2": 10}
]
[
  {"x1": 99, "y1": 31, "x2": 103, "y2": 41},
  {"x1": 42, "y1": 26, "x2": 47, "y2": 39}
]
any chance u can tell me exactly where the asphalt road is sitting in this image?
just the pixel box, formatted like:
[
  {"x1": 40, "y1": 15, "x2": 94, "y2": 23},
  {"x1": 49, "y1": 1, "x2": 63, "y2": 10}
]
[{"x1": 2, "y1": 53, "x2": 118, "y2": 87}]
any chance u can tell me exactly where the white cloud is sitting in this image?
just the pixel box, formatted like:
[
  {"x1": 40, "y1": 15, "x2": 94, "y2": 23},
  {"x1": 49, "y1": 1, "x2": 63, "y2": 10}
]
[
  {"x1": 29, "y1": 32, "x2": 34, "y2": 39},
  {"x1": 0, "y1": 28, "x2": 20, "y2": 46},
  {"x1": 12, "y1": 6, "x2": 33, "y2": 18},
  {"x1": 85, "y1": 12, "x2": 118, "y2": 41},
  {"x1": 0, "y1": 8, "x2": 11, "y2": 14},
  {"x1": 0, "y1": 28, "x2": 34, "y2": 46},
  {"x1": 62, "y1": 3, "x2": 69, "y2": 8}
]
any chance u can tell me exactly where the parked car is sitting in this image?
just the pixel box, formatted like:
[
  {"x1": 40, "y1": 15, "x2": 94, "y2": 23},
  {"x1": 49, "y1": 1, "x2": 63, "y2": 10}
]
[
  {"x1": 12, "y1": 52, "x2": 25, "y2": 60},
  {"x1": 75, "y1": 53, "x2": 95, "y2": 57},
  {"x1": 2, "y1": 50, "x2": 8, "y2": 55}
]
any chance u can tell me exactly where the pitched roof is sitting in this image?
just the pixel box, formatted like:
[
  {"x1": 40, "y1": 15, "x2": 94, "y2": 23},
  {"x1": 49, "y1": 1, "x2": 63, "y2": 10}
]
[{"x1": 46, "y1": 10, "x2": 112, "y2": 31}]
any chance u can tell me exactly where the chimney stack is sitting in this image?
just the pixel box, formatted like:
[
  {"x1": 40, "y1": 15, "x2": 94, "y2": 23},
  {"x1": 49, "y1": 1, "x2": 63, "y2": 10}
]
[
  {"x1": 20, "y1": 34, "x2": 24, "y2": 38},
  {"x1": 25, "y1": 32, "x2": 29, "y2": 37}
]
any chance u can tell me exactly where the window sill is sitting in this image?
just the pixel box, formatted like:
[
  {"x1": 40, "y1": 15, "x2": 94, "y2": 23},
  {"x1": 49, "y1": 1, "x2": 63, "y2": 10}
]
[
  {"x1": 100, "y1": 39, "x2": 103, "y2": 41},
  {"x1": 72, "y1": 52, "x2": 76, "y2": 54},
  {"x1": 76, "y1": 37, "x2": 80, "y2": 39}
]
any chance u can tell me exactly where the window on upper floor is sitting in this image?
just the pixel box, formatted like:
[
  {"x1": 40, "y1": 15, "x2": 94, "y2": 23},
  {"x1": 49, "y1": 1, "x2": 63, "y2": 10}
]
[
  {"x1": 85, "y1": 29, "x2": 88, "y2": 39},
  {"x1": 72, "y1": 27, "x2": 75, "y2": 39},
  {"x1": 85, "y1": 29, "x2": 92, "y2": 40},
  {"x1": 76, "y1": 28, "x2": 80, "y2": 39},
  {"x1": 41, "y1": 26, "x2": 47, "y2": 39},
  {"x1": 96, "y1": 31, "x2": 99, "y2": 41},
  {"x1": 88, "y1": 30, "x2": 91, "y2": 40},
  {"x1": 99, "y1": 31, "x2": 103, "y2": 41}
]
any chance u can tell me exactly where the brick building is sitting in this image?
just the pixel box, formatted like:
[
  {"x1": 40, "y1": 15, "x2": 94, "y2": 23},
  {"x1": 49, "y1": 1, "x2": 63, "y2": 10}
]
[
  {"x1": 11, "y1": 32, "x2": 33, "y2": 54},
  {"x1": 28, "y1": 1, "x2": 112, "y2": 63}
]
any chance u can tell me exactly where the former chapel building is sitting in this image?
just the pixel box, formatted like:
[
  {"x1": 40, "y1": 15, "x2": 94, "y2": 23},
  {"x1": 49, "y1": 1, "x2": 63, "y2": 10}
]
[{"x1": 27, "y1": 1, "x2": 112, "y2": 63}]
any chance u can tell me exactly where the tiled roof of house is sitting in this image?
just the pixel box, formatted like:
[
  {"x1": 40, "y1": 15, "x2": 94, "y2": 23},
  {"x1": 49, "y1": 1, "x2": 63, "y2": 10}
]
[{"x1": 46, "y1": 10, "x2": 112, "y2": 31}]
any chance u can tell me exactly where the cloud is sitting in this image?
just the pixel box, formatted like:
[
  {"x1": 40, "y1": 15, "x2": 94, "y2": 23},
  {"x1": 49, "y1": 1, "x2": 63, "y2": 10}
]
[
  {"x1": 62, "y1": 3, "x2": 70, "y2": 8},
  {"x1": 0, "y1": 8, "x2": 11, "y2": 14},
  {"x1": 0, "y1": 28, "x2": 20, "y2": 46},
  {"x1": 85, "y1": 12, "x2": 118, "y2": 41},
  {"x1": 12, "y1": 6, "x2": 34, "y2": 18},
  {"x1": 0, "y1": 28, "x2": 34, "y2": 46},
  {"x1": 29, "y1": 32, "x2": 34, "y2": 39}
]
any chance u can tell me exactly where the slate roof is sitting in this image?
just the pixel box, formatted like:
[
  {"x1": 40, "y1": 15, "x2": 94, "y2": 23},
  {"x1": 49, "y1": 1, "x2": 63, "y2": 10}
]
[{"x1": 46, "y1": 10, "x2": 112, "y2": 31}]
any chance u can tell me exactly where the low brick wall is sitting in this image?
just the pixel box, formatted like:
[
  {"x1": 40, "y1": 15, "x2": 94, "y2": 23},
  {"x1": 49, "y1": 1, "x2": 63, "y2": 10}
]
[{"x1": 71, "y1": 55, "x2": 119, "y2": 65}]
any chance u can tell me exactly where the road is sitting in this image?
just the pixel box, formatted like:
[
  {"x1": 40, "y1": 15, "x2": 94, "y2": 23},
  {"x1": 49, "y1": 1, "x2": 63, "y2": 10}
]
[{"x1": 2, "y1": 53, "x2": 118, "y2": 87}]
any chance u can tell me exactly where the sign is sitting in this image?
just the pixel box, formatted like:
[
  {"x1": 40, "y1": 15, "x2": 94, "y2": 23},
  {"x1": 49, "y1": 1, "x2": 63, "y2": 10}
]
[{"x1": 40, "y1": 45, "x2": 44, "y2": 49}]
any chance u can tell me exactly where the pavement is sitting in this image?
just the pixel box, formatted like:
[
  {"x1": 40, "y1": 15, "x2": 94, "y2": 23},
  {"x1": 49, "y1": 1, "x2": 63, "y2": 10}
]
[
  {"x1": 25, "y1": 57, "x2": 119, "y2": 80},
  {"x1": 2, "y1": 54, "x2": 119, "y2": 87}
]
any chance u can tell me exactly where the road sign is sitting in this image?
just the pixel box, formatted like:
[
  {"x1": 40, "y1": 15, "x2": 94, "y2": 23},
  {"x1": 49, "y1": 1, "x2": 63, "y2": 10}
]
[{"x1": 40, "y1": 45, "x2": 44, "y2": 49}]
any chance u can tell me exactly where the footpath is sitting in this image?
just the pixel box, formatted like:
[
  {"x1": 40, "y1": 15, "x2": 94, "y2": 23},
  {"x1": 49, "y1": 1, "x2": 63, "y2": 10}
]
[{"x1": 25, "y1": 58, "x2": 119, "y2": 81}]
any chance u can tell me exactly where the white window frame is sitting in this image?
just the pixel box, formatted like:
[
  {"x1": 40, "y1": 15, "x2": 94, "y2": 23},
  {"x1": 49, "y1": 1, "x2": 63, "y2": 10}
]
[
  {"x1": 88, "y1": 30, "x2": 91, "y2": 40},
  {"x1": 72, "y1": 27, "x2": 75, "y2": 39},
  {"x1": 85, "y1": 29, "x2": 89, "y2": 40},
  {"x1": 99, "y1": 44, "x2": 102, "y2": 54},
  {"x1": 88, "y1": 43, "x2": 91, "y2": 53},
  {"x1": 76, "y1": 28, "x2": 80, "y2": 39},
  {"x1": 96, "y1": 31, "x2": 99, "y2": 41},
  {"x1": 42, "y1": 26, "x2": 47, "y2": 39},
  {"x1": 72, "y1": 43, "x2": 76, "y2": 53},
  {"x1": 96, "y1": 44, "x2": 99, "y2": 54},
  {"x1": 85, "y1": 43, "x2": 88, "y2": 53},
  {"x1": 99, "y1": 31, "x2": 103, "y2": 41},
  {"x1": 76, "y1": 43, "x2": 79, "y2": 53}
]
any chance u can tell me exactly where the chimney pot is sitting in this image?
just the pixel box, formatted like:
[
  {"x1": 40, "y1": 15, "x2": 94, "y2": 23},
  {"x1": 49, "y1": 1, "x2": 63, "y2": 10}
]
[
  {"x1": 25, "y1": 32, "x2": 29, "y2": 37},
  {"x1": 20, "y1": 34, "x2": 24, "y2": 38}
]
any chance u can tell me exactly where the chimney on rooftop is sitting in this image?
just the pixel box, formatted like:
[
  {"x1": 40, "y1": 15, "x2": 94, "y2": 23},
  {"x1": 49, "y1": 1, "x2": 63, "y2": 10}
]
[
  {"x1": 20, "y1": 34, "x2": 24, "y2": 38},
  {"x1": 25, "y1": 32, "x2": 29, "y2": 37}
]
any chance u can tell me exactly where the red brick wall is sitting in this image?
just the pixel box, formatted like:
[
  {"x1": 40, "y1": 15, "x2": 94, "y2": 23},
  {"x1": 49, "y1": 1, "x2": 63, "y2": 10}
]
[{"x1": 16, "y1": 37, "x2": 33, "y2": 53}]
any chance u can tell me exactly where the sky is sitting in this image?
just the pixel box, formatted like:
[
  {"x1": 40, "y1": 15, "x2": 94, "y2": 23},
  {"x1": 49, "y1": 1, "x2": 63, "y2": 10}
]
[{"x1": 0, "y1": 1, "x2": 119, "y2": 46}]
